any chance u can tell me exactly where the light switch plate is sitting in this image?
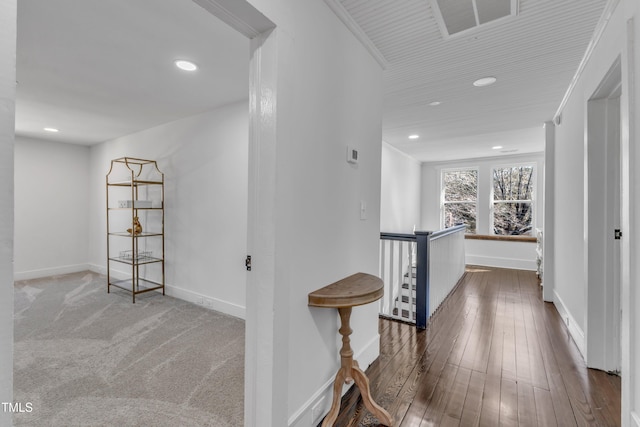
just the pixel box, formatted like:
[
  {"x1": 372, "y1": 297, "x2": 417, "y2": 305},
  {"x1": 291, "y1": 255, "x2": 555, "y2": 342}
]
[
  {"x1": 347, "y1": 146, "x2": 359, "y2": 164},
  {"x1": 360, "y1": 200, "x2": 367, "y2": 220}
]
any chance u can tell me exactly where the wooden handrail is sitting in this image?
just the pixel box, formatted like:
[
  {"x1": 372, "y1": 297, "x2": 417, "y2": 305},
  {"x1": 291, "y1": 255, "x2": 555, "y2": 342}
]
[
  {"x1": 465, "y1": 234, "x2": 536, "y2": 243},
  {"x1": 379, "y1": 232, "x2": 420, "y2": 242}
]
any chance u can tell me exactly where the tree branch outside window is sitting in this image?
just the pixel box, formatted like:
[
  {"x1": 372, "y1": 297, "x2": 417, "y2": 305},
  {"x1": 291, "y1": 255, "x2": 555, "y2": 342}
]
[
  {"x1": 492, "y1": 166, "x2": 534, "y2": 235},
  {"x1": 442, "y1": 169, "x2": 477, "y2": 234}
]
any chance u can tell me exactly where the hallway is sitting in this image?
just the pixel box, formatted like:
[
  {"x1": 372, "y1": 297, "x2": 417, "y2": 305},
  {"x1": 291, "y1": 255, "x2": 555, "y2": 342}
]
[{"x1": 333, "y1": 266, "x2": 621, "y2": 426}]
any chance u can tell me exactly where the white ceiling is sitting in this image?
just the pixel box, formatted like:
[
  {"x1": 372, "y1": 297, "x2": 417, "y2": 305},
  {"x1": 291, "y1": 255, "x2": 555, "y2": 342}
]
[
  {"x1": 335, "y1": 0, "x2": 607, "y2": 161},
  {"x1": 16, "y1": 0, "x2": 607, "y2": 162},
  {"x1": 16, "y1": 0, "x2": 249, "y2": 145}
]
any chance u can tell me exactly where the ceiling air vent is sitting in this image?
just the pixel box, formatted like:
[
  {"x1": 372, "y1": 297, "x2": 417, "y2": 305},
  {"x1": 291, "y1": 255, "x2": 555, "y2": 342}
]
[{"x1": 431, "y1": 0, "x2": 519, "y2": 38}]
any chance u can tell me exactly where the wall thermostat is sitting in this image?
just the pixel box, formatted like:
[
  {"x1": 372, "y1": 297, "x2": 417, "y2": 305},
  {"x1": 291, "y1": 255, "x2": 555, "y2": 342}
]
[{"x1": 347, "y1": 146, "x2": 359, "y2": 164}]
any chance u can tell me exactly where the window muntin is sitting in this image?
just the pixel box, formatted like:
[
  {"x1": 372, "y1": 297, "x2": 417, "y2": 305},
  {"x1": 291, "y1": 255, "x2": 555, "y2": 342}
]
[
  {"x1": 442, "y1": 169, "x2": 477, "y2": 234},
  {"x1": 492, "y1": 165, "x2": 534, "y2": 236}
]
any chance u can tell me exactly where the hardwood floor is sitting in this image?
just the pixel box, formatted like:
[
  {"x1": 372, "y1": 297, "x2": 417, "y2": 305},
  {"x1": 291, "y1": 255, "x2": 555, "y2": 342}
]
[{"x1": 329, "y1": 266, "x2": 621, "y2": 426}]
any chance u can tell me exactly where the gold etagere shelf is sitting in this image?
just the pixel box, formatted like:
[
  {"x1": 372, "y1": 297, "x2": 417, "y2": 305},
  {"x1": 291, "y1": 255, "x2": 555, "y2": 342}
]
[{"x1": 106, "y1": 157, "x2": 165, "y2": 303}]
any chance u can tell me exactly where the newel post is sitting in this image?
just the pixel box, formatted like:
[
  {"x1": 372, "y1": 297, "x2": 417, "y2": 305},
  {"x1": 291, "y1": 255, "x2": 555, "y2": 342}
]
[{"x1": 414, "y1": 231, "x2": 432, "y2": 329}]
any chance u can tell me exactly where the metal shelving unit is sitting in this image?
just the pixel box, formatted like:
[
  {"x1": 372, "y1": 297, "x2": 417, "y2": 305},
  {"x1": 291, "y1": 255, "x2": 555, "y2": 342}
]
[{"x1": 106, "y1": 157, "x2": 165, "y2": 303}]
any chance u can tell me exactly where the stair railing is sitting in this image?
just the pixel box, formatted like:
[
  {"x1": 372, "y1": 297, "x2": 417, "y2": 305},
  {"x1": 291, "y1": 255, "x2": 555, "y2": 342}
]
[
  {"x1": 380, "y1": 224, "x2": 466, "y2": 329},
  {"x1": 379, "y1": 233, "x2": 416, "y2": 324},
  {"x1": 425, "y1": 224, "x2": 466, "y2": 319}
]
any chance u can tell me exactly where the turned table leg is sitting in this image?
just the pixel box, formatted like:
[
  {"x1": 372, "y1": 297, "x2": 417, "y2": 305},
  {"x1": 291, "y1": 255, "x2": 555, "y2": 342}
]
[{"x1": 321, "y1": 307, "x2": 393, "y2": 427}]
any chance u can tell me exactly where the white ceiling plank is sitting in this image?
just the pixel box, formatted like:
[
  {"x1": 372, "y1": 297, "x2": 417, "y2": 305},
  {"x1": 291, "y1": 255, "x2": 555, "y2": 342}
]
[
  {"x1": 338, "y1": 0, "x2": 607, "y2": 161},
  {"x1": 323, "y1": 0, "x2": 389, "y2": 69}
]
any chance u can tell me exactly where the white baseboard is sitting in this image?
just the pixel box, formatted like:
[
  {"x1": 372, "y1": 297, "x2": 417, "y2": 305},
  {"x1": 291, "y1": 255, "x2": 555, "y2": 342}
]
[
  {"x1": 631, "y1": 411, "x2": 640, "y2": 427},
  {"x1": 466, "y1": 255, "x2": 536, "y2": 271},
  {"x1": 553, "y1": 290, "x2": 585, "y2": 358},
  {"x1": 288, "y1": 334, "x2": 379, "y2": 427},
  {"x1": 165, "y1": 284, "x2": 245, "y2": 320},
  {"x1": 89, "y1": 263, "x2": 106, "y2": 275},
  {"x1": 89, "y1": 263, "x2": 245, "y2": 319},
  {"x1": 287, "y1": 373, "x2": 335, "y2": 427},
  {"x1": 14, "y1": 263, "x2": 90, "y2": 281},
  {"x1": 357, "y1": 333, "x2": 381, "y2": 371}
]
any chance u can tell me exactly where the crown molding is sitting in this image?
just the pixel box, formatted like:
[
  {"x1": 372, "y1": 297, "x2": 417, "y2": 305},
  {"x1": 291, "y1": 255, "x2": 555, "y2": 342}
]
[
  {"x1": 554, "y1": 0, "x2": 620, "y2": 121},
  {"x1": 323, "y1": 0, "x2": 389, "y2": 69},
  {"x1": 192, "y1": 0, "x2": 274, "y2": 39}
]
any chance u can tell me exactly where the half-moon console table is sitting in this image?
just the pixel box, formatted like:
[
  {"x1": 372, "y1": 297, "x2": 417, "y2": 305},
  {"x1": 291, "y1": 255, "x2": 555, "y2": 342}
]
[{"x1": 308, "y1": 273, "x2": 393, "y2": 427}]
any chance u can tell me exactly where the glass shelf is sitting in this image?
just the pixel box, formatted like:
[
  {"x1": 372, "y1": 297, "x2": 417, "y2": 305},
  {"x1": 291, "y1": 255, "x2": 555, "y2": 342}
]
[
  {"x1": 108, "y1": 256, "x2": 163, "y2": 266},
  {"x1": 107, "y1": 207, "x2": 163, "y2": 211},
  {"x1": 108, "y1": 231, "x2": 163, "y2": 238},
  {"x1": 109, "y1": 278, "x2": 164, "y2": 294},
  {"x1": 107, "y1": 179, "x2": 163, "y2": 186},
  {"x1": 106, "y1": 157, "x2": 165, "y2": 303}
]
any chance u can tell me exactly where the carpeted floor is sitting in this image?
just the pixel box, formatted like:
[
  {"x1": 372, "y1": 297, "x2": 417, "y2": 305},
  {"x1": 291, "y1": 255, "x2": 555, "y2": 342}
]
[{"x1": 13, "y1": 271, "x2": 245, "y2": 426}]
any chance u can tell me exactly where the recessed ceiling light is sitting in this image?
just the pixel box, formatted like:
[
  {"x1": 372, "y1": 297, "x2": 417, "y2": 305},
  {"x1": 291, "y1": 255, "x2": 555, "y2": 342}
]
[
  {"x1": 492, "y1": 145, "x2": 503, "y2": 150},
  {"x1": 429, "y1": 101, "x2": 442, "y2": 106},
  {"x1": 174, "y1": 60, "x2": 198, "y2": 71},
  {"x1": 44, "y1": 127, "x2": 59, "y2": 133},
  {"x1": 408, "y1": 134, "x2": 420, "y2": 140},
  {"x1": 473, "y1": 76, "x2": 497, "y2": 87}
]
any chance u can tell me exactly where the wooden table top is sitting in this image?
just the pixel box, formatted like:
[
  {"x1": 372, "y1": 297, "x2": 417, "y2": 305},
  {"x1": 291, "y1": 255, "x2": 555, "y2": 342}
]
[{"x1": 308, "y1": 273, "x2": 384, "y2": 308}]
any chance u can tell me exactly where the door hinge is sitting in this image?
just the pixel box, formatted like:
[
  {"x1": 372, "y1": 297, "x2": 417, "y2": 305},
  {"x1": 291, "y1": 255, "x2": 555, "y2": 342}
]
[
  {"x1": 245, "y1": 255, "x2": 252, "y2": 271},
  {"x1": 614, "y1": 229, "x2": 622, "y2": 240}
]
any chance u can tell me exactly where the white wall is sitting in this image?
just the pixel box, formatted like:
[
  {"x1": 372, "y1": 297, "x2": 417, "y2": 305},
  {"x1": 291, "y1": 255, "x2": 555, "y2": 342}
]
[
  {"x1": 464, "y1": 238, "x2": 537, "y2": 271},
  {"x1": 0, "y1": 0, "x2": 16, "y2": 424},
  {"x1": 552, "y1": 2, "x2": 626, "y2": 353},
  {"x1": 554, "y1": 82, "x2": 589, "y2": 335},
  {"x1": 88, "y1": 101, "x2": 249, "y2": 318},
  {"x1": 421, "y1": 153, "x2": 544, "y2": 270},
  {"x1": 380, "y1": 141, "x2": 421, "y2": 232},
  {"x1": 14, "y1": 137, "x2": 90, "y2": 280},
  {"x1": 277, "y1": 13, "x2": 383, "y2": 424},
  {"x1": 630, "y1": 2, "x2": 640, "y2": 421},
  {"x1": 237, "y1": 1, "x2": 384, "y2": 425},
  {"x1": 553, "y1": 0, "x2": 640, "y2": 424}
]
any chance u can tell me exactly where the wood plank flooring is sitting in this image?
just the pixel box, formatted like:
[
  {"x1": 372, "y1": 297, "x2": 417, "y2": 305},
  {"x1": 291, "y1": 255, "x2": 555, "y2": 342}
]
[{"x1": 329, "y1": 266, "x2": 621, "y2": 426}]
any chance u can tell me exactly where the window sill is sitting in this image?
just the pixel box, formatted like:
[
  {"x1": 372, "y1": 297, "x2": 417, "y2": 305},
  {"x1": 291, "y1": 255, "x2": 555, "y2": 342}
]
[{"x1": 465, "y1": 234, "x2": 536, "y2": 243}]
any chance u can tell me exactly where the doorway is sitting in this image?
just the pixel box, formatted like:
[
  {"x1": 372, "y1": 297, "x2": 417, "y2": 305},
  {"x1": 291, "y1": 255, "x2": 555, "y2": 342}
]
[
  {"x1": 13, "y1": 0, "x2": 262, "y2": 424},
  {"x1": 585, "y1": 57, "x2": 622, "y2": 373}
]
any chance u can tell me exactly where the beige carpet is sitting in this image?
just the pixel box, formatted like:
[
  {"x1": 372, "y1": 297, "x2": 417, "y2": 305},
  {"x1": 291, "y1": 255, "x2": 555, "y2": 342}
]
[{"x1": 14, "y1": 271, "x2": 244, "y2": 426}]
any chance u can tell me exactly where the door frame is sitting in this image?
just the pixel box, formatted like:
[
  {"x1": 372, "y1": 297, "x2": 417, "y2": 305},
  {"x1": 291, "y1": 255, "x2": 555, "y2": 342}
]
[
  {"x1": 192, "y1": 1, "x2": 278, "y2": 425},
  {"x1": 584, "y1": 57, "x2": 622, "y2": 372}
]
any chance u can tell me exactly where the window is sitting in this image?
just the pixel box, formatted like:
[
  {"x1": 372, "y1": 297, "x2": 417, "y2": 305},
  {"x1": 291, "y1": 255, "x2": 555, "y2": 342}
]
[
  {"x1": 442, "y1": 169, "x2": 477, "y2": 234},
  {"x1": 492, "y1": 165, "x2": 534, "y2": 235}
]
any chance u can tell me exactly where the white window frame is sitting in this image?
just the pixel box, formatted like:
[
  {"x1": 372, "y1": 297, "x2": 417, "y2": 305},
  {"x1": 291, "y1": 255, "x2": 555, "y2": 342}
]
[
  {"x1": 490, "y1": 163, "x2": 535, "y2": 236},
  {"x1": 440, "y1": 167, "x2": 478, "y2": 233}
]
